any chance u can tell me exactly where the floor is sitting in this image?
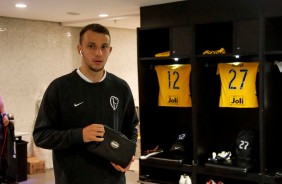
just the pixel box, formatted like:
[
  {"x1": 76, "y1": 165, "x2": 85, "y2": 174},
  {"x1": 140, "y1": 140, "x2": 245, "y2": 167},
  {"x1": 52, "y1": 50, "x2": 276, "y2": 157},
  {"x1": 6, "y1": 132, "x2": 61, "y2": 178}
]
[
  {"x1": 19, "y1": 168, "x2": 139, "y2": 184},
  {"x1": 18, "y1": 133, "x2": 142, "y2": 184}
]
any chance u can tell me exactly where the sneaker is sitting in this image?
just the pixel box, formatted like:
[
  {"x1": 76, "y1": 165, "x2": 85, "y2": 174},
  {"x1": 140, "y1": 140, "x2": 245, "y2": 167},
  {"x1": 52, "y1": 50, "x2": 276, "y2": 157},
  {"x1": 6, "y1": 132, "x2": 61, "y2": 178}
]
[
  {"x1": 208, "y1": 151, "x2": 232, "y2": 162},
  {"x1": 206, "y1": 179, "x2": 216, "y2": 184},
  {"x1": 217, "y1": 48, "x2": 226, "y2": 54},
  {"x1": 216, "y1": 151, "x2": 231, "y2": 161},
  {"x1": 155, "y1": 51, "x2": 170, "y2": 57},
  {"x1": 179, "y1": 174, "x2": 186, "y2": 184},
  {"x1": 140, "y1": 150, "x2": 163, "y2": 160},
  {"x1": 185, "y1": 175, "x2": 192, "y2": 184},
  {"x1": 202, "y1": 48, "x2": 226, "y2": 55}
]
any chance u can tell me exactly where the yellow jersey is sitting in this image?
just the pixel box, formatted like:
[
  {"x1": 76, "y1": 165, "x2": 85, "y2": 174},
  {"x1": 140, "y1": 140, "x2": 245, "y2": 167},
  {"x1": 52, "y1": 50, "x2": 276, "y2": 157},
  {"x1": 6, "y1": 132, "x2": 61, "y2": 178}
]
[
  {"x1": 155, "y1": 64, "x2": 192, "y2": 107},
  {"x1": 216, "y1": 62, "x2": 259, "y2": 108}
]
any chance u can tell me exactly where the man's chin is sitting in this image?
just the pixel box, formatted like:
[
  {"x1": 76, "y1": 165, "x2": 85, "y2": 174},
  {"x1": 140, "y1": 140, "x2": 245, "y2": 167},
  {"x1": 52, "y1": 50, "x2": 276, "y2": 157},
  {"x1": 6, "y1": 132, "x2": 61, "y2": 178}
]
[{"x1": 90, "y1": 67, "x2": 104, "y2": 72}]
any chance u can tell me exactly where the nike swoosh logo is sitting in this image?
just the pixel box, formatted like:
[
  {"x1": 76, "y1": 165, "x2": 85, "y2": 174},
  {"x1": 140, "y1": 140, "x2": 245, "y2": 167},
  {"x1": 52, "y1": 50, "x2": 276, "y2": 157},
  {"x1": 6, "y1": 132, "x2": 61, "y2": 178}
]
[{"x1": 74, "y1": 102, "x2": 84, "y2": 107}]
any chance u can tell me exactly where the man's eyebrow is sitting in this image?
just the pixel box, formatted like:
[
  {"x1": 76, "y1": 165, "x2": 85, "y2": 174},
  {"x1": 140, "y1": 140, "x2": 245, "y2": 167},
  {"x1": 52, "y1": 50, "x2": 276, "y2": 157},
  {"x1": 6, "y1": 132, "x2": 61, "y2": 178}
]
[{"x1": 87, "y1": 42, "x2": 96, "y2": 44}]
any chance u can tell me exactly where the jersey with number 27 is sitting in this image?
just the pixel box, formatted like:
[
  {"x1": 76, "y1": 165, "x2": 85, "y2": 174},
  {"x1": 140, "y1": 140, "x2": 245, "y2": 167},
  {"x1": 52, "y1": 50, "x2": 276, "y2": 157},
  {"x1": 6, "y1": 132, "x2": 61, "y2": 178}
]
[
  {"x1": 155, "y1": 64, "x2": 192, "y2": 107},
  {"x1": 217, "y1": 62, "x2": 259, "y2": 108}
]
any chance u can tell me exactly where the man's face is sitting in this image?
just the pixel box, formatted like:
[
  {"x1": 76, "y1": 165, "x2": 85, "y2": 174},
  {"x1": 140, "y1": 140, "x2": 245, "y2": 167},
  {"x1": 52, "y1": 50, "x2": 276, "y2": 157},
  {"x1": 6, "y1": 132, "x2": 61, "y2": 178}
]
[{"x1": 80, "y1": 30, "x2": 112, "y2": 72}]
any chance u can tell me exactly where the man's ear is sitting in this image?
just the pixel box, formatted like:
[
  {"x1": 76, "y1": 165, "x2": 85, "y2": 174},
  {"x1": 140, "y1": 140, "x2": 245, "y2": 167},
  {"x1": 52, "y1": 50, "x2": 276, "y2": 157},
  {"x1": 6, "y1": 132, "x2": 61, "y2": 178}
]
[{"x1": 77, "y1": 45, "x2": 82, "y2": 55}]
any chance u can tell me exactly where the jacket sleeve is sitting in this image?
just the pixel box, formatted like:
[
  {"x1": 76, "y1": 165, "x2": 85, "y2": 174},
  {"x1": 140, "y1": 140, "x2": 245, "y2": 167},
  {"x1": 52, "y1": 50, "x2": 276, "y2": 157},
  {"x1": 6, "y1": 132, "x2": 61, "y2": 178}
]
[
  {"x1": 121, "y1": 85, "x2": 139, "y2": 145},
  {"x1": 33, "y1": 81, "x2": 84, "y2": 150}
]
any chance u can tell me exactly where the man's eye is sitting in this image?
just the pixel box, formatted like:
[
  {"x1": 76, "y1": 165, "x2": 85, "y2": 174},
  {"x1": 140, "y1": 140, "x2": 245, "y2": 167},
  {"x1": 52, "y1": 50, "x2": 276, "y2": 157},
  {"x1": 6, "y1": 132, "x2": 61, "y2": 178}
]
[{"x1": 89, "y1": 45, "x2": 96, "y2": 49}]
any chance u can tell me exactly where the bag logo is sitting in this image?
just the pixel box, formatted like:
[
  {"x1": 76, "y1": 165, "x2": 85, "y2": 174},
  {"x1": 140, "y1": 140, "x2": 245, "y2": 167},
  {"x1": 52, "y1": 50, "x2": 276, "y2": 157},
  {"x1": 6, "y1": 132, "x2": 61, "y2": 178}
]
[{"x1": 111, "y1": 141, "x2": 119, "y2": 149}]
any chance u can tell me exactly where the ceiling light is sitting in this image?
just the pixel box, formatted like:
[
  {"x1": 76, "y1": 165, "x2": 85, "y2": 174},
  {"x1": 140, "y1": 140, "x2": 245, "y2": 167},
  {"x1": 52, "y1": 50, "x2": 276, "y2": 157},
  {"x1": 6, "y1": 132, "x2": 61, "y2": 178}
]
[
  {"x1": 15, "y1": 3, "x2": 27, "y2": 8},
  {"x1": 99, "y1": 13, "x2": 109, "y2": 18}
]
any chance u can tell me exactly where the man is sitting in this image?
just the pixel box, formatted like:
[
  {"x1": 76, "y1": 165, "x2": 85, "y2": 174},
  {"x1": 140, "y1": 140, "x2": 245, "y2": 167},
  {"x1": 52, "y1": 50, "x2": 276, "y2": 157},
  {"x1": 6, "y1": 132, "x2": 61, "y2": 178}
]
[{"x1": 33, "y1": 23, "x2": 139, "y2": 184}]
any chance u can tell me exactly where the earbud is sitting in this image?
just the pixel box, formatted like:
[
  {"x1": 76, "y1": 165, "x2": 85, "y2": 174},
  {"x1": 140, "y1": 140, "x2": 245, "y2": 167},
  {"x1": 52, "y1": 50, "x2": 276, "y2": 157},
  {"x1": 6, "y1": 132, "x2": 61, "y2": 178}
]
[{"x1": 79, "y1": 50, "x2": 83, "y2": 56}]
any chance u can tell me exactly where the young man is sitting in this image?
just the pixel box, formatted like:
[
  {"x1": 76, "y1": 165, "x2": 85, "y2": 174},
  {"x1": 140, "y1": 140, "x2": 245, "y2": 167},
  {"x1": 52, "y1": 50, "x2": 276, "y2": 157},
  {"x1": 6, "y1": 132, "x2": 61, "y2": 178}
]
[{"x1": 33, "y1": 24, "x2": 139, "y2": 184}]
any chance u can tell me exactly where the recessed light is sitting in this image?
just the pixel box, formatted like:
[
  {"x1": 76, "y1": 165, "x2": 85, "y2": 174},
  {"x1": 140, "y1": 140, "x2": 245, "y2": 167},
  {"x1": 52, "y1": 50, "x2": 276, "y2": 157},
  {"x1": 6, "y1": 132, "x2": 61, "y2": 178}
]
[
  {"x1": 15, "y1": 3, "x2": 27, "y2": 8},
  {"x1": 99, "y1": 13, "x2": 109, "y2": 18}
]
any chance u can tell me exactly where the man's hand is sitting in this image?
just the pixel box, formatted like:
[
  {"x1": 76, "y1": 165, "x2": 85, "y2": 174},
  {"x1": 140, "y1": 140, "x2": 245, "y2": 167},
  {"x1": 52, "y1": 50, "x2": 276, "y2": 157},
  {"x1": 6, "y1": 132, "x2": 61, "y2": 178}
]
[
  {"x1": 111, "y1": 156, "x2": 135, "y2": 172},
  {"x1": 2, "y1": 114, "x2": 9, "y2": 126},
  {"x1": 82, "y1": 124, "x2": 105, "y2": 142}
]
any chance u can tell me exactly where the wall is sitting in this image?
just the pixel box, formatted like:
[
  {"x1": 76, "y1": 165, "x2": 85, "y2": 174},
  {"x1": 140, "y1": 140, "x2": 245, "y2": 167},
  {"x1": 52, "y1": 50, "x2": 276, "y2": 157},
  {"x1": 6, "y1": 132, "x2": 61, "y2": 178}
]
[{"x1": 0, "y1": 16, "x2": 138, "y2": 145}]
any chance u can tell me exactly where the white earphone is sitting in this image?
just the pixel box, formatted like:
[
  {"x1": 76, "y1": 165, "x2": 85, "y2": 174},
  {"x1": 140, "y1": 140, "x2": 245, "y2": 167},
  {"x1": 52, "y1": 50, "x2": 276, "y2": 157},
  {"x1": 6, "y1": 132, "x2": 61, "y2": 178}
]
[{"x1": 79, "y1": 50, "x2": 83, "y2": 56}]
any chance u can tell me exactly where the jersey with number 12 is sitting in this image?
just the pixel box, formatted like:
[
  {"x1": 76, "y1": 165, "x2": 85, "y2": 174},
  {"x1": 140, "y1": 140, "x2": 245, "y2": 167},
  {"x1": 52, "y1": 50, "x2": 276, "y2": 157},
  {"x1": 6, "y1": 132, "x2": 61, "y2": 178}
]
[
  {"x1": 217, "y1": 62, "x2": 259, "y2": 108},
  {"x1": 155, "y1": 64, "x2": 192, "y2": 107}
]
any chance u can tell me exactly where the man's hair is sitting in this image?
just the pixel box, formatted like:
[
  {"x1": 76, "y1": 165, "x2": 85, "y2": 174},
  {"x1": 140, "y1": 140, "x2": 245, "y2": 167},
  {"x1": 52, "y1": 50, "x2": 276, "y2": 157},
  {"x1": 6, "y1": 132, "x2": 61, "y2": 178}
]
[{"x1": 79, "y1": 23, "x2": 111, "y2": 44}]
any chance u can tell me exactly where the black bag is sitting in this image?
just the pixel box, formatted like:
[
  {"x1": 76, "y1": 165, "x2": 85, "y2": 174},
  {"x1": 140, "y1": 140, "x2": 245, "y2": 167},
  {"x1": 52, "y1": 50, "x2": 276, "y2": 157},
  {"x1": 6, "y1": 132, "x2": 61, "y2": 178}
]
[{"x1": 87, "y1": 125, "x2": 136, "y2": 168}]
